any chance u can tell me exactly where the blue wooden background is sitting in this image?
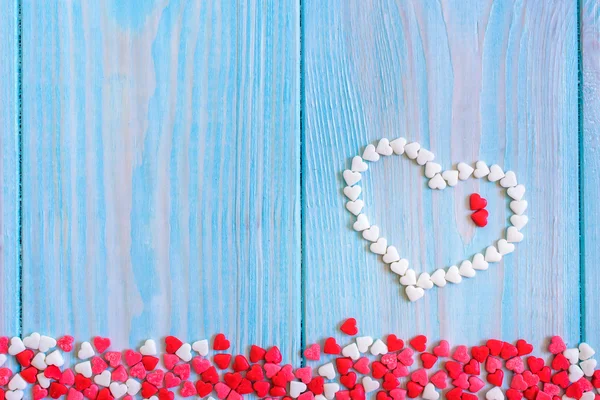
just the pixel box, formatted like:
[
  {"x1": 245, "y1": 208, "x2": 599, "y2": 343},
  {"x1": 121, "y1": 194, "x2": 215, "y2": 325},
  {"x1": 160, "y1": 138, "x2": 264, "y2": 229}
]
[{"x1": 1, "y1": 0, "x2": 599, "y2": 377}]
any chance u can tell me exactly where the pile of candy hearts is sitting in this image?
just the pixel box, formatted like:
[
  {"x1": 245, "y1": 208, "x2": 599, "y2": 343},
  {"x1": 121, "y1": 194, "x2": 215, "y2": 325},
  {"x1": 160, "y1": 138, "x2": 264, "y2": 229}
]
[{"x1": 0, "y1": 318, "x2": 598, "y2": 400}]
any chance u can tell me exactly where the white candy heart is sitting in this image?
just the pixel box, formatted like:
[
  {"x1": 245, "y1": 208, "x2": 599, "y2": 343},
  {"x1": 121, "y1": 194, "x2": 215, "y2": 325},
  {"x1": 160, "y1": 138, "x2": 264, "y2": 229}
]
[
  {"x1": 416, "y1": 148, "x2": 435, "y2": 165},
  {"x1": 376, "y1": 138, "x2": 393, "y2": 156},
  {"x1": 75, "y1": 361, "x2": 93, "y2": 378},
  {"x1": 488, "y1": 164, "x2": 505, "y2": 182},
  {"x1": 362, "y1": 144, "x2": 380, "y2": 162},
  {"x1": 342, "y1": 343, "x2": 360, "y2": 360},
  {"x1": 176, "y1": 343, "x2": 192, "y2": 362},
  {"x1": 23, "y1": 332, "x2": 41, "y2": 350},
  {"x1": 457, "y1": 162, "x2": 474, "y2": 180},
  {"x1": 430, "y1": 269, "x2": 447, "y2": 287},
  {"x1": 428, "y1": 174, "x2": 447, "y2": 190},
  {"x1": 351, "y1": 156, "x2": 368, "y2": 172},
  {"x1": 442, "y1": 170, "x2": 459, "y2": 186},
  {"x1": 8, "y1": 337, "x2": 25, "y2": 355},
  {"x1": 390, "y1": 259, "x2": 409, "y2": 276},
  {"x1": 506, "y1": 226, "x2": 524, "y2": 243},
  {"x1": 568, "y1": 364, "x2": 584, "y2": 382},
  {"x1": 78, "y1": 341, "x2": 95, "y2": 360},
  {"x1": 445, "y1": 266, "x2": 462, "y2": 284},
  {"x1": 404, "y1": 142, "x2": 420, "y2": 160},
  {"x1": 343, "y1": 170, "x2": 361, "y2": 186},
  {"x1": 425, "y1": 162, "x2": 442, "y2": 179},
  {"x1": 416, "y1": 272, "x2": 434, "y2": 289},
  {"x1": 5, "y1": 391, "x2": 23, "y2": 400},
  {"x1": 323, "y1": 383, "x2": 340, "y2": 400},
  {"x1": 485, "y1": 246, "x2": 502, "y2": 262},
  {"x1": 38, "y1": 335, "x2": 57, "y2": 353},
  {"x1": 0, "y1": 354, "x2": 6, "y2": 367},
  {"x1": 315, "y1": 394, "x2": 328, "y2": 400},
  {"x1": 500, "y1": 171, "x2": 517, "y2": 188},
  {"x1": 406, "y1": 285, "x2": 425, "y2": 302},
  {"x1": 362, "y1": 225, "x2": 380, "y2": 242},
  {"x1": 497, "y1": 239, "x2": 515, "y2": 255},
  {"x1": 399, "y1": 269, "x2": 417, "y2": 286},
  {"x1": 474, "y1": 161, "x2": 490, "y2": 178},
  {"x1": 147, "y1": 397, "x2": 160, "y2": 400},
  {"x1": 422, "y1": 383, "x2": 440, "y2": 400},
  {"x1": 356, "y1": 336, "x2": 374, "y2": 353},
  {"x1": 581, "y1": 393, "x2": 595, "y2": 400},
  {"x1": 343, "y1": 185, "x2": 361, "y2": 201},
  {"x1": 390, "y1": 138, "x2": 407, "y2": 155},
  {"x1": 382, "y1": 246, "x2": 400, "y2": 263},
  {"x1": 370, "y1": 339, "x2": 388, "y2": 355},
  {"x1": 459, "y1": 260, "x2": 476, "y2": 278},
  {"x1": 37, "y1": 373, "x2": 50, "y2": 389},
  {"x1": 353, "y1": 214, "x2": 370, "y2": 231},
  {"x1": 126, "y1": 378, "x2": 142, "y2": 396},
  {"x1": 45, "y1": 350, "x2": 65, "y2": 367},
  {"x1": 8, "y1": 374, "x2": 26, "y2": 390},
  {"x1": 94, "y1": 370, "x2": 112, "y2": 387},
  {"x1": 472, "y1": 253, "x2": 489, "y2": 270},
  {"x1": 507, "y1": 184, "x2": 526, "y2": 201},
  {"x1": 362, "y1": 377, "x2": 380, "y2": 393},
  {"x1": 579, "y1": 343, "x2": 595, "y2": 360},
  {"x1": 486, "y1": 387, "x2": 504, "y2": 400},
  {"x1": 370, "y1": 238, "x2": 388, "y2": 255},
  {"x1": 318, "y1": 363, "x2": 336, "y2": 380},
  {"x1": 140, "y1": 339, "x2": 157, "y2": 355},
  {"x1": 110, "y1": 382, "x2": 128, "y2": 399},
  {"x1": 581, "y1": 359, "x2": 597, "y2": 376},
  {"x1": 510, "y1": 215, "x2": 528, "y2": 230},
  {"x1": 510, "y1": 200, "x2": 528, "y2": 215},
  {"x1": 289, "y1": 381, "x2": 307, "y2": 398},
  {"x1": 192, "y1": 339, "x2": 209, "y2": 356},
  {"x1": 564, "y1": 348, "x2": 580, "y2": 364},
  {"x1": 346, "y1": 200, "x2": 364, "y2": 216},
  {"x1": 31, "y1": 352, "x2": 47, "y2": 370}
]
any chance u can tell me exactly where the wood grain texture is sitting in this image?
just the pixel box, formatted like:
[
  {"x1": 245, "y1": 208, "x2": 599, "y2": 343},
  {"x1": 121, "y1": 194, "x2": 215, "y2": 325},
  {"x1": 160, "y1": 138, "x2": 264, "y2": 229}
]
[
  {"x1": 303, "y1": 0, "x2": 580, "y2": 349},
  {"x1": 21, "y1": 0, "x2": 301, "y2": 363},
  {"x1": 582, "y1": 0, "x2": 600, "y2": 349},
  {"x1": 0, "y1": 0, "x2": 19, "y2": 339}
]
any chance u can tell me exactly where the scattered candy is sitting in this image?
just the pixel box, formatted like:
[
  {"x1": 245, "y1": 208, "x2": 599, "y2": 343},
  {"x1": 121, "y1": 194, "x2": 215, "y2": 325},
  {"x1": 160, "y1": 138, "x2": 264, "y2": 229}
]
[{"x1": 343, "y1": 139, "x2": 528, "y2": 301}]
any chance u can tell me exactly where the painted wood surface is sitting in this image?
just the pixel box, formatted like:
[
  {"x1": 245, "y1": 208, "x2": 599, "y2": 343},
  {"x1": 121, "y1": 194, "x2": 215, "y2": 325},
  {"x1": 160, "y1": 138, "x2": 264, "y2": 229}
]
[
  {"x1": 20, "y1": 0, "x2": 301, "y2": 363},
  {"x1": 0, "y1": 0, "x2": 19, "y2": 341},
  {"x1": 303, "y1": 0, "x2": 580, "y2": 349},
  {"x1": 0, "y1": 0, "x2": 596, "y2": 385},
  {"x1": 582, "y1": 0, "x2": 600, "y2": 350}
]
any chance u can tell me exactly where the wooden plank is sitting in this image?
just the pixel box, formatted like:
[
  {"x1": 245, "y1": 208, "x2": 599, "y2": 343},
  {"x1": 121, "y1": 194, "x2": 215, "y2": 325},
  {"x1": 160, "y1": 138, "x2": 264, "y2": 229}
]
[
  {"x1": 582, "y1": 0, "x2": 600, "y2": 349},
  {"x1": 0, "y1": 0, "x2": 20, "y2": 338},
  {"x1": 21, "y1": 0, "x2": 301, "y2": 362},
  {"x1": 303, "y1": 0, "x2": 580, "y2": 348}
]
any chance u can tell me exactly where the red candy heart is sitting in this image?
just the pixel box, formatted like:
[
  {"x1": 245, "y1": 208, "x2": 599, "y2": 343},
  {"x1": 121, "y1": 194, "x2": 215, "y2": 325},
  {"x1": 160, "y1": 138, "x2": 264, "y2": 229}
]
[
  {"x1": 195, "y1": 381, "x2": 214, "y2": 398},
  {"x1": 406, "y1": 381, "x2": 423, "y2": 398},
  {"x1": 214, "y1": 354, "x2": 232, "y2": 370},
  {"x1": 353, "y1": 357, "x2": 370, "y2": 374},
  {"x1": 500, "y1": 343, "x2": 519, "y2": 360},
  {"x1": 92, "y1": 337, "x2": 111, "y2": 353},
  {"x1": 433, "y1": 340, "x2": 450, "y2": 357},
  {"x1": 506, "y1": 389, "x2": 524, "y2": 400},
  {"x1": 245, "y1": 364, "x2": 264, "y2": 381},
  {"x1": 430, "y1": 371, "x2": 447, "y2": 389},
  {"x1": 470, "y1": 193, "x2": 487, "y2": 210},
  {"x1": 265, "y1": 346, "x2": 282, "y2": 364},
  {"x1": 486, "y1": 340, "x2": 504, "y2": 356},
  {"x1": 57, "y1": 335, "x2": 75, "y2": 352},
  {"x1": 487, "y1": 369, "x2": 504, "y2": 387},
  {"x1": 324, "y1": 337, "x2": 341, "y2": 354},
  {"x1": 232, "y1": 355, "x2": 250, "y2": 372},
  {"x1": 336, "y1": 357, "x2": 354, "y2": 375},
  {"x1": 16, "y1": 349, "x2": 34, "y2": 367},
  {"x1": 142, "y1": 355, "x2": 160, "y2": 371},
  {"x1": 471, "y1": 209, "x2": 489, "y2": 227},
  {"x1": 303, "y1": 344, "x2": 320, "y2": 361},
  {"x1": 340, "y1": 372, "x2": 357, "y2": 389},
  {"x1": 165, "y1": 336, "x2": 183, "y2": 354},
  {"x1": 420, "y1": 352, "x2": 437, "y2": 369},
  {"x1": 471, "y1": 345, "x2": 489, "y2": 363},
  {"x1": 387, "y1": 335, "x2": 404, "y2": 352},
  {"x1": 213, "y1": 334, "x2": 230, "y2": 351},
  {"x1": 340, "y1": 318, "x2": 358, "y2": 336},
  {"x1": 253, "y1": 381, "x2": 270, "y2": 398},
  {"x1": 527, "y1": 356, "x2": 545, "y2": 373},
  {"x1": 463, "y1": 359, "x2": 480, "y2": 375},
  {"x1": 307, "y1": 376, "x2": 324, "y2": 395},
  {"x1": 516, "y1": 339, "x2": 534, "y2": 356},
  {"x1": 49, "y1": 382, "x2": 69, "y2": 399},
  {"x1": 548, "y1": 336, "x2": 566, "y2": 355},
  {"x1": 409, "y1": 335, "x2": 427, "y2": 352},
  {"x1": 247, "y1": 345, "x2": 265, "y2": 363}
]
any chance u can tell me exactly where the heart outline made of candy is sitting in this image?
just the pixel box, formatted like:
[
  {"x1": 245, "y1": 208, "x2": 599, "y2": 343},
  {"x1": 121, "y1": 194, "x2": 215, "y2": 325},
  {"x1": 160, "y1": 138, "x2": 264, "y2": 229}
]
[{"x1": 342, "y1": 138, "x2": 528, "y2": 302}]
